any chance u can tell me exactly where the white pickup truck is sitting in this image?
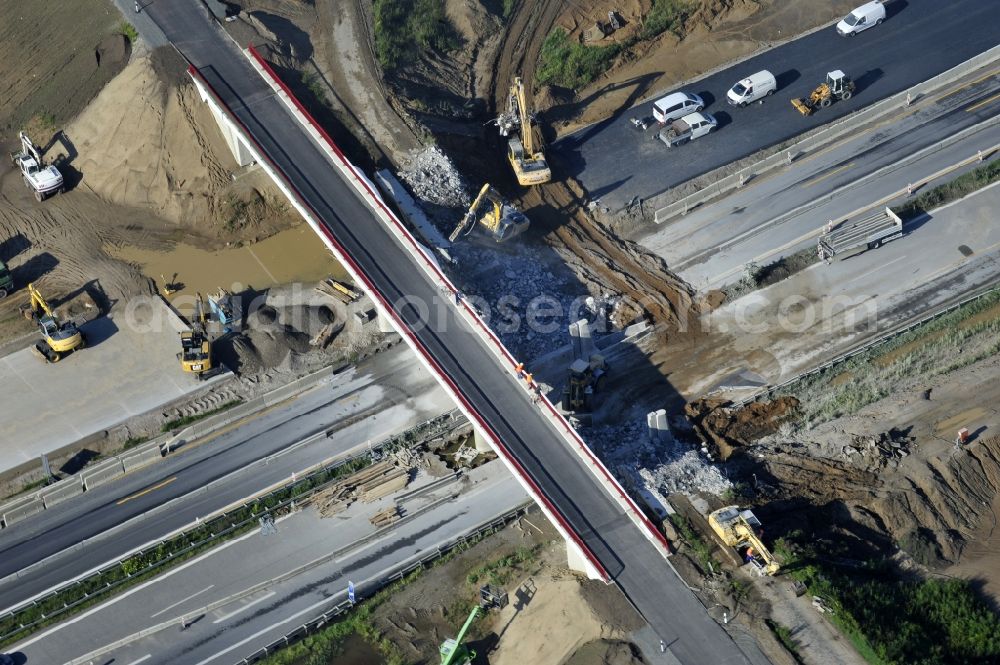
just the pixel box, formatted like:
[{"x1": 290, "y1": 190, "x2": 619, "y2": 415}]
[{"x1": 656, "y1": 112, "x2": 717, "y2": 147}]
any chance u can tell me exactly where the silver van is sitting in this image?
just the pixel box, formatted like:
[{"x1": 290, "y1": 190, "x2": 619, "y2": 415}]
[
  {"x1": 652, "y1": 92, "x2": 705, "y2": 124},
  {"x1": 727, "y1": 70, "x2": 777, "y2": 107},
  {"x1": 837, "y1": 1, "x2": 886, "y2": 36}
]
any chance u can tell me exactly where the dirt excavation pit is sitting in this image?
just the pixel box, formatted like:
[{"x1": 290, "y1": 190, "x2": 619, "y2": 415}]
[{"x1": 685, "y1": 395, "x2": 800, "y2": 460}]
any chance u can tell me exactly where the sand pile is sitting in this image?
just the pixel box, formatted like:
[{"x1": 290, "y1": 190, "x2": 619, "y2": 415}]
[{"x1": 66, "y1": 51, "x2": 232, "y2": 226}]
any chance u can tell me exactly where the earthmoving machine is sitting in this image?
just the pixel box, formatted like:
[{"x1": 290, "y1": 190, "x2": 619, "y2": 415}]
[
  {"x1": 562, "y1": 353, "x2": 608, "y2": 413},
  {"x1": 449, "y1": 183, "x2": 530, "y2": 243},
  {"x1": 0, "y1": 259, "x2": 14, "y2": 299},
  {"x1": 178, "y1": 293, "x2": 213, "y2": 377},
  {"x1": 10, "y1": 132, "x2": 64, "y2": 201},
  {"x1": 709, "y1": 506, "x2": 780, "y2": 576},
  {"x1": 791, "y1": 70, "x2": 855, "y2": 116},
  {"x1": 20, "y1": 283, "x2": 84, "y2": 363},
  {"x1": 439, "y1": 606, "x2": 480, "y2": 665},
  {"x1": 495, "y1": 77, "x2": 551, "y2": 186}
]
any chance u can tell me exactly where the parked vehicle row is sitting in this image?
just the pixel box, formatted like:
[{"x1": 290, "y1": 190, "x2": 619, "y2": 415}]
[{"x1": 644, "y1": 2, "x2": 887, "y2": 148}]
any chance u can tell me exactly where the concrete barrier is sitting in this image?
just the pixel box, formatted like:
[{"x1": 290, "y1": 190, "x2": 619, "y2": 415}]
[
  {"x1": 1, "y1": 494, "x2": 44, "y2": 527},
  {"x1": 39, "y1": 477, "x2": 84, "y2": 509},
  {"x1": 653, "y1": 43, "x2": 1000, "y2": 223},
  {"x1": 119, "y1": 441, "x2": 164, "y2": 474},
  {"x1": 81, "y1": 458, "x2": 125, "y2": 491}
]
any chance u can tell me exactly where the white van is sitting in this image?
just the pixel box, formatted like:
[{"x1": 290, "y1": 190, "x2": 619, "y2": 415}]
[
  {"x1": 652, "y1": 92, "x2": 705, "y2": 124},
  {"x1": 837, "y1": 1, "x2": 886, "y2": 36},
  {"x1": 727, "y1": 70, "x2": 777, "y2": 107}
]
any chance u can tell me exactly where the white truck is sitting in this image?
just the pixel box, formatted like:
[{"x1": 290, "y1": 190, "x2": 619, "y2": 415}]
[
  {"x1": 818, "y1": 207, "x2": 903, "y2": 261},
  {"x1": 10, "y1": 132, "x2": 63, "y2": 202},
  {"x1": 656, "y1": 112, "x2": 717, "y2": 147}
]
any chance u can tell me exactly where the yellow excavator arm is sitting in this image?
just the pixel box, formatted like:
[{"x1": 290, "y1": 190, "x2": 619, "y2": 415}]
[
  {"x1": 505, "y1": 78, "x2": 551, "y2": 186},
  {"x1": 26, "y1": 283, "x2": 54, "y2": 318}
]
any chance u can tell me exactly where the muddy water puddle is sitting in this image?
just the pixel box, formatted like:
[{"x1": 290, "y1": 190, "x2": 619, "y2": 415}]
[{"x1": 110, "y1": 225, "x2": 348, "y2": 297}]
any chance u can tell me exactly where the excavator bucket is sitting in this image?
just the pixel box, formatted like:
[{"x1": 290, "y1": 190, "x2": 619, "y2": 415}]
[{"x1": 791, "y1": 98, "x2": 814, "y2": 115}]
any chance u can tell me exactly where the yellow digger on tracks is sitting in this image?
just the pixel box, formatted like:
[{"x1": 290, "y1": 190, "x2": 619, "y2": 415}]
[
  {"x1": 20, "y1": 283, "x2": 84, "y2": 363},
  {"x1": 178, "y1": 292, "x2": 213, "y2": 378},
  {"x1": 791, "y1": 70, "x2": 855, "y2": 116},
  {"x1": 449, "y1": 183, "x2": 530, "y2": 243}
]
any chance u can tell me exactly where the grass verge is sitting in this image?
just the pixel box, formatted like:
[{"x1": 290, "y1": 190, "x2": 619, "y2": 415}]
[
  {"x1": 536, "y1": 0, "x2": 696, "y2": 90},
  {"x1": 782, "y1": 288, "x2": 1000, "y2": 427},
  {"x1": 373, "y1": 0, "x2": 459, "y2": 71},
  {"x1": 721, "y1": 247, "x2": 820, "y2": 301},
  {"x1": 774, "y1": 536, "x2": 1000, "y2": 665},
  {"x1": 161, "y1": 399, "x2": 243, "y2": 432},
  {"x1": 893, "y1": 156, "x2": 1000, "y2": 221},
  {"x1": 119, "y1": 21, "x2": 138, "y2": 43}
]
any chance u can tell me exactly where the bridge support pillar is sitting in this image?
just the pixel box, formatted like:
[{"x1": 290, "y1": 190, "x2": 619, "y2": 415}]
[
  {"x1": 192, "y1": 76, "x2": 256, "y2": 167},
  {"x1": 472, "y1": 428, "x2": 493, "y2": 454},
  {"x1": 377, "y1": 309, "x2": 395, "y2": 334},
  {"x1": 566, "y1": 540, "x2": 601, "y2": 579}
]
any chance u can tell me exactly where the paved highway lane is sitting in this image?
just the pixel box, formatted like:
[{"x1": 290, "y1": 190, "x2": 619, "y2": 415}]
[
  {"x1": 143, "y1": 3, "x2": 763, "y2": 663},
  {"x1": 0, "y1": 344, "x2": 451, "y2": 611},
  {"x1": 554, "y1": 0, "x2": 1000, "y2": 210}
]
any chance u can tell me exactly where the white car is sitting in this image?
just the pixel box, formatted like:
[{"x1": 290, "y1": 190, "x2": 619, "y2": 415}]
[{"x1": 837, "y1": 1, "x2": 886, "y2": 36}]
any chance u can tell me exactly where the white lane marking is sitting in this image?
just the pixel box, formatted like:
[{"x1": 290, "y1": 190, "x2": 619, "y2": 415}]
[
  {"x1": 843, "y1": 254, "x2": 907, "y2": 285},
  {"x1": 150, "y1": 584, "x2": 216, "y2": 618},
  {"x1": 212, "y1": 591, "x2": 277, "y2": 624},
  {"x1": 125, "y1": 655, "x2": 153, "y2": 665}
]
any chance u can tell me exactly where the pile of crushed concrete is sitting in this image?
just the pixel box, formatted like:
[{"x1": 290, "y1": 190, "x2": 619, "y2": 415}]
[
  {"x1": 588, "y1": 419, "x2": 732, "y2": 497},
  {"x1": 399, "y1": 146, "x2": 470, "y2": 209}
]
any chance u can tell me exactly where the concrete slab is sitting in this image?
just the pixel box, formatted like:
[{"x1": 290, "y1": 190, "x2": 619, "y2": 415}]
[{"x1": 0, "y1": 298, "x2": 228, "y2": 475}]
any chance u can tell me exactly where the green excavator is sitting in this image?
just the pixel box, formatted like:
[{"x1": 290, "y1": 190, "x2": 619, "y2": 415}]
[{"x1": 439, "y1": 606, "x2": 480, "y2": 665}]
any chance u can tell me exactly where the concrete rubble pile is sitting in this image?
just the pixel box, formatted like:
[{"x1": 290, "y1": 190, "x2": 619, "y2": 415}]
[
  {"x1": 398, "y1": 146, "x2": 470, "y2": 209},
  {"x1": 588, "y1": 419, "x2": 732, "y2": 498}
]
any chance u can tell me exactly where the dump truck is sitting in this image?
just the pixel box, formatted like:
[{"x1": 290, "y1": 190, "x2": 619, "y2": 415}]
[
  {"x1": 818, "y1": 206, "x2": 903, "y2": 261},
  {"x1": 0, "y1": 259, "x2": 13, "y2": 299},
  {"x1": 10, "y1": 132, "x2": 63, "y2": 201},
  {"x1": 791, "y1": 70, "x2": 855, "y2": 115},
  {"x1": 656, "y1": 112, "x2": 717, "y2": 147},
  {"x1": 709, "y1": 506, "x2": 780, "y2": 576}
]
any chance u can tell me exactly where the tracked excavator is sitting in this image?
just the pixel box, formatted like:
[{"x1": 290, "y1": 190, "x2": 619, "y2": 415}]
[
  {"x1": 449, "y1": 183, "x2": 530, "y2": 243},
  {"x1": 178, "y1": 293, "x2": 213, "y2": 377},
  {"x1": 495, "y1": 77, "x2": 551, "y2": 186},
  {"x1": 20, "y1": 283, "x2": 84, "y2": 363},
  {"x1": 709, "y1": 506, "x2": 780, "y2": 576},
  {"x1": 10, "y1": 132, "x2": 64, "y2": 201}
]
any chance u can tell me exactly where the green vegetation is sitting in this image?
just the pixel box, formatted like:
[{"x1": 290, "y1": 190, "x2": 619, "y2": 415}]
[
  {"x1": 783, "y1": 288, "x2": 1000, "y2": 427},
  {"x1": 300, "y1": 70, "x2": 326, "y2": 103},
  {"x1": 723, "y1": 246, "x2": 820, "y2": 300},
  {"x1": 373, "y1": 0, "x2": 459, "y2": 70},
  {"x1": 122, "y1": 435, "x2": 151, "y2": 450},
  {"x1": 466, "y1": 545, "x2": 538, "y2": 585},
  {"x1": 774, "y1": 537, "x2": 1000, "y2": 665},
  {"x1": 766, "y1": 620, "x2": 804, "y2": 663},
  {"x1": 536, "y1": 1, "x2": 696, "y2": 90},
  {"x1": 668, "y1": 513, "x2": 718, "y2": 573},
  {"x1": 536, "y1": 29, "x2": 623, "y2": 90},
  {"x1": 502, "y1": 0, "x2": 517, "y2": 19},
  {"x1": 893, "y1": 157, "x2": 1000, "y2": 221},
  {"x1": 642, "y1": 0, "x2": 696, "y2": 39},
  {"x1": 119, "y1": 20, "x2": 139, "y2": 43},
  {"x1": 161, "y1": 399, "x2": 243, "y2": 432}
]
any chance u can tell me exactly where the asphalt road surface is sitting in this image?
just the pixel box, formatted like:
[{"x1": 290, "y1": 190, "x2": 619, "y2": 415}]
[
  {"x1": 14, "y1": 464, "x2": 531, "y2": 665},
  {"x1": 554, "y1": 0, "x2": 1000, "y2": 210},
  {"x1": 0, "y1": 344, "x2": 450, "y2": 612},
  {"x1": 641, "y1": 68, "x2": 1000, "y2": 289},
  {"x1": 141, "y1": 3, "x2": 763, "y2": 663}
]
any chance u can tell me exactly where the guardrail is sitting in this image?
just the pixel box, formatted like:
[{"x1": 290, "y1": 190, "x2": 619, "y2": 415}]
[
  {"x1": 233, "y1": 503, "x2": 532, "y2": 665},
  {"x1": 653, "y1": 43, "x2": 1000, "y2": 224},
  {"x1": 733, "y1": 284, "x2": 1000, "y2": 408},
  {"x1": 0, "y1": 411, "x2": 463, "y2": 648},
  {"x1": 239, "y1": 46, "x2": 673, "y2": 575}
]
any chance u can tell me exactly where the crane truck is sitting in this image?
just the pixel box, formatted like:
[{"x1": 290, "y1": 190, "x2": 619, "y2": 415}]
[
  {"x1": 709, "y1": 506, "x2": 780, "y2": 576},
  {"x1": 178, "y1": 293, "x2": 213, "y2": 377},
  {"x1": 10, "y1": 132, "x2": 64, "y2": 202},
  {"x1": 440, "y1": 606, "x2": 480, "y2": 665},
  {"x1": 495, "y1": 77, "x2": 551, "y2": 186},
  {"x1": 20, "y1": 283, "x2": 85, "y2": 362},
  {"x1": 449, "y1": 183, "x2": 530, "y2": 243}
]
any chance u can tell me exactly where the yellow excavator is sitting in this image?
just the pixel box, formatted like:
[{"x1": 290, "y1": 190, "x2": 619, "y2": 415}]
[
  {"x1": 20, "y1": 283, "x2": 85, "y2": 363},
  {"x1": 449, "y1": 183, "x2": 530, "y2": 243},
  {"x1": 496, "y1": 77, "x2": 551, "y2": 186},
  {"x1": 178, "y1": 293, "x2": 212, "y2": 378},
  {"x1": 709, "y1": 506, "x2": 780, "y2": 576}
]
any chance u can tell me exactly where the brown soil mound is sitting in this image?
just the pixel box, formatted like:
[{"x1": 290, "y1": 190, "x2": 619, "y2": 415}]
[{"x1": 685, "y1": 395, "x2": 799, "y2": 459}]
